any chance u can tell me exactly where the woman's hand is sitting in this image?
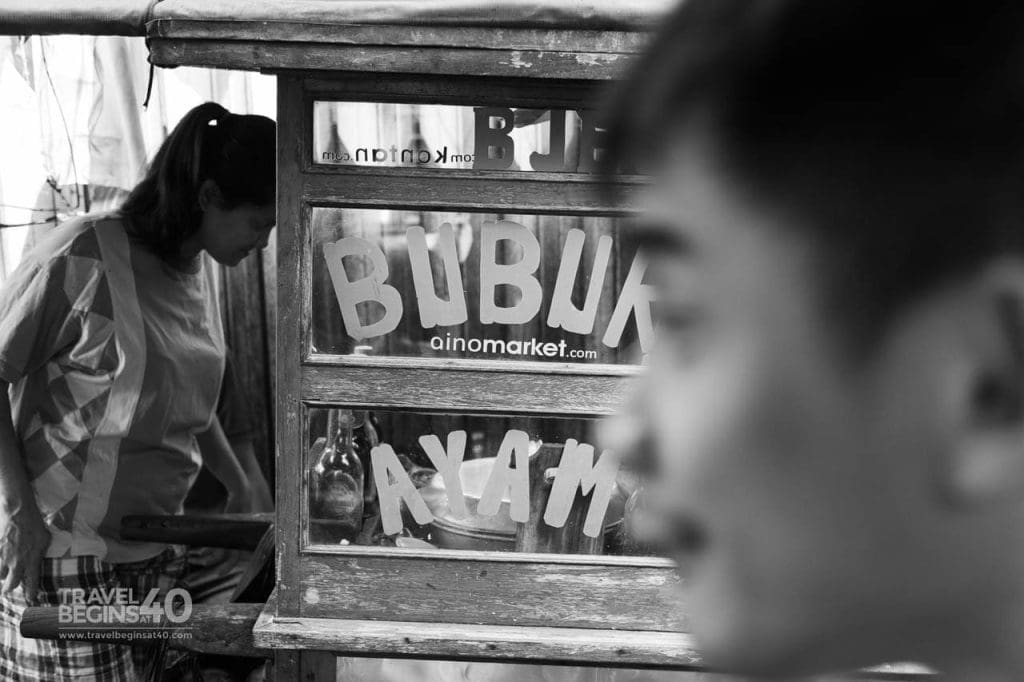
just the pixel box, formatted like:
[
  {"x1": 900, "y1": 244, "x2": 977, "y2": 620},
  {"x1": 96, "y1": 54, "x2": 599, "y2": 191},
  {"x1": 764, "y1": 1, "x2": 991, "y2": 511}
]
[
  {"x1": 224, "y1": 481, "x2": 255, "y2": 514},
  {"x1": 198, "y1": 418, "x2": 255, "y2": 512},
  {"x1": 0, "y1": 490, "x2": 49, "y2": 605},
  {"x1": 243, "y1": 464, "x2": 274, "y2": 513},
  {"x1": 197, "y1": 416, "x2": 274, "y2": 515}
]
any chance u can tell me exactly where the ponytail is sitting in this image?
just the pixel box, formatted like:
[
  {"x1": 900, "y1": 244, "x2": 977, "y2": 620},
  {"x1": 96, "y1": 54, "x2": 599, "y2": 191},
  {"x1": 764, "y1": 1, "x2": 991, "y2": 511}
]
[{"x1": 121, "y1": 101, "x2": 276, "y2": 259}]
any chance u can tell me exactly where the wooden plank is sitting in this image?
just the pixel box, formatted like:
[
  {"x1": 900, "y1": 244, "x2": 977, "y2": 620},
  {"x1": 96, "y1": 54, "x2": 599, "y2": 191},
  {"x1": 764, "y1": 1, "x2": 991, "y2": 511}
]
[
  {"x1": 149, "y1": 21, "x2": 651, "y2": 55},
  {"x1": 262, "y1": 233, "x2": 278, "y2": 410},
  {"x1": 120, "y1": 513, "x2": 272, "y2": 550},
  {"x1": 262, "y1": 232, "x2": 278, "y2": 493},
  {"x1": 149, "y1": 40, "x2": 638, "y2": 80},
  {"x1": 220, "y1": 247, "x2": 275, "y2": 482},
  {"x1": 275, "y1": 75, "x2": 306, "y2": 617},
  {"x1": 301, "y1": 364, "x2": 633, "y2": 415},
  {"x1": 295, "y1": 555, "x2": 683, "y2": 631},
  {"x1": 254, "y1": 607, "x2": 934, "y2": 678},
  {"x1": 20, "y1": 603, "x2": 269, "y2": 658},
  {"x1": 256, "y1": 613, "x2": 697, "y2": 668},
  {"x1": 303, "y1": 73, "x2": 605, "y2": 109},
  {"x1": 253, "y1": 588, "x2": 930, "y2": 678},
  {"x1": 305, "y1": 353, "x2": 640, "y2": 377},
  {"x1": 299, "y1": 171, "x2": 645, "y2": 214},
  {"x1": 300, "y1": 202, "x2": 315, "y2": 375}
]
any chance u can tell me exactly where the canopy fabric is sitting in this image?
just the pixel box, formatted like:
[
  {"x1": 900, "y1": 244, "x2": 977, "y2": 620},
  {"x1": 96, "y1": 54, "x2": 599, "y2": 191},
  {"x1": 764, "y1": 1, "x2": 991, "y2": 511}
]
[
  {"x1": 0, "y1": 33, "x2": 274, "y2": 265},
  {"x1": 0, "y1": 1, "x2": 674, "y2": 38},
  {"x1": 142, "y1": 1, "x2": 672, "y2": 77},
  {"x1": 0, "y1": 0, "x2": 156, "y2": 36},
  {"x1": 149, "y1": 0, "x2": 674, "y2": 32}
]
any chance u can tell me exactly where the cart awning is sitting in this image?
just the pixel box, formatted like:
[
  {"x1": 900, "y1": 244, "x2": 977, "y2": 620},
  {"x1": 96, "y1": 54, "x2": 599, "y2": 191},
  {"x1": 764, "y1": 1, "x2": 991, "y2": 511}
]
[
  {"x1": 149, "y1": 0, "x2": 674, "y2": 32},
  {"x1": 0, "y1": 0, "x2": 675, "y2": 37},
  {"x1": 0, "y1": 0, "x2": 154, "y2": 36},
  {"x1": 1, "y1": 0, "x2": 677, "y2": 78},
  {"x1": 146, "y1": 0, "x2": 675, "y2": 78}
]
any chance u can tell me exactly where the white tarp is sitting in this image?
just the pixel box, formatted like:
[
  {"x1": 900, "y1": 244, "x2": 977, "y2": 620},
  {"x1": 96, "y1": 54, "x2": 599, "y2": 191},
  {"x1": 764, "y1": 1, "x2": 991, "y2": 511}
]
[{"x1": 0, "y1": 34, "x2": 273, "y2": 275}]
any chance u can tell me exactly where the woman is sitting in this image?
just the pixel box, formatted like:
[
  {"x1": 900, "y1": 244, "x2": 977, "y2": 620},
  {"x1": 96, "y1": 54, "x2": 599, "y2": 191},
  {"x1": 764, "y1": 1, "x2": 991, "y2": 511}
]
[{"x1": 0, "y1": 101, "x2": 276, "y2": 679}]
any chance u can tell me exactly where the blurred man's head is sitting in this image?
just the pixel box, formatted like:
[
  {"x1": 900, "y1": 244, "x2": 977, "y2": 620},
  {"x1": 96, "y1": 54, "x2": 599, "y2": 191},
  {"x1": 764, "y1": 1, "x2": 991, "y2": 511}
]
[{"x1": 602, "y1": 1, "x2": 1024, "y2": 677}]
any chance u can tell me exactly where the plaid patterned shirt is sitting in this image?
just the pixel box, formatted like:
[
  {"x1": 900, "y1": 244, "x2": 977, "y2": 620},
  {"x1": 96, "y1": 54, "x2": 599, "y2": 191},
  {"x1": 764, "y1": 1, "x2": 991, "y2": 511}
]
[{"x1": 0, "y1": 212, "x2": 225, "y2": 562}]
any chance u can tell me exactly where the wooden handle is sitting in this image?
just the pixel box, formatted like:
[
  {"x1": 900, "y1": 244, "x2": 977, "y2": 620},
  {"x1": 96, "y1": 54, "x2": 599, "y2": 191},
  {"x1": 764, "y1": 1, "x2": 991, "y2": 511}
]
[
  {"x1": 120, "y1": 513, "x2": 272, "y2": 550},
  {"x1": 20, "y1": 603, "x2": 269, "y2": 658}
]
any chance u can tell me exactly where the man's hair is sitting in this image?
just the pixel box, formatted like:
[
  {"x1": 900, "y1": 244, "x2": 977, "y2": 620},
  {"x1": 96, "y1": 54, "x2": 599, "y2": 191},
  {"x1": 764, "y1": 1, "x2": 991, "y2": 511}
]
[{"x1": 605, "y1": 0, "x2": 1024, "y2": 347}]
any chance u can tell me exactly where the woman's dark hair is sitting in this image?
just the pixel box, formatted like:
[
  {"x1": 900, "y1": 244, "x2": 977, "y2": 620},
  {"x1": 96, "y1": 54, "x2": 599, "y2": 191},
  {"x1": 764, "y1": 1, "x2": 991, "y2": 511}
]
[
  {"x1": 604, "y1": 0, "x2": 1024, "y2": 349},
  {"x1": 121, "y1": 101, "x2": 276, "y2": 259}
]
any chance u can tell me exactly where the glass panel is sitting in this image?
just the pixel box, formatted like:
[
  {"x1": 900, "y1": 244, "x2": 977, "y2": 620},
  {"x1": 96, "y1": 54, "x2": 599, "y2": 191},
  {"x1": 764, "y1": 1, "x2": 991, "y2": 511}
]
[
  {"x1": 304, "y1": 406, "x2": 660, "y2": 557},
  {"x1": 311, "y1": 207, "x2": 649, "y2": 365},
  {"x1": 312, "y1": 101, "x2": 609, "y2": 173}
]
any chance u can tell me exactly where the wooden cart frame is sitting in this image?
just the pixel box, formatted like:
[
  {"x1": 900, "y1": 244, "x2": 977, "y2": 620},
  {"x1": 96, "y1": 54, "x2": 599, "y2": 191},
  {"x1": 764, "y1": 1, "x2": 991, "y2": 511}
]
[
  {"x1": 261, "y1": 70, "x2": 695, "y2": 667},
  {"x1": 144, "y1": 6, "x2": 930, "y2": 679}
]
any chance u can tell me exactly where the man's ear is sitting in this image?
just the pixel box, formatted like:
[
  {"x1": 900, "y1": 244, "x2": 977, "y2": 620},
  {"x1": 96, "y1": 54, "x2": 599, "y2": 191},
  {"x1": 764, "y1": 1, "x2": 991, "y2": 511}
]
[
  {"x1": 197, "y1": 179, "x2": 222, "y2": 212},
  {"x1": 944, "y1": 263, "x2": 1024, "y2": 506}
]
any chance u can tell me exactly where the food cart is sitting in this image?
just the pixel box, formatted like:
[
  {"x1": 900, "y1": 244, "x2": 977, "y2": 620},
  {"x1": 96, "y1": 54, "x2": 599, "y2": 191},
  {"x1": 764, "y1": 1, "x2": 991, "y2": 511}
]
[
  {"x1": 10, "y1": 1, "x2": 935, "y2": 678},
  {"x1": 143, "y1": 3, "x2": 706, "y2": 677}
]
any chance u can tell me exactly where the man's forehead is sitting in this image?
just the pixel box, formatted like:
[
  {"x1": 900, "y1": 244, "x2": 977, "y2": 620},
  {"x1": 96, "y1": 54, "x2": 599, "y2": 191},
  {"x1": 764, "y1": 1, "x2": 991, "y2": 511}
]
[
  {"x1": 636, "y1": 148, "x2": 826, "y2": 309},
  {"x1": 634, "y1": 131, "x2": 739, "y2": 258},
  {"x1": 639, "y1": 130, "x2": 809, "y2": 266}
]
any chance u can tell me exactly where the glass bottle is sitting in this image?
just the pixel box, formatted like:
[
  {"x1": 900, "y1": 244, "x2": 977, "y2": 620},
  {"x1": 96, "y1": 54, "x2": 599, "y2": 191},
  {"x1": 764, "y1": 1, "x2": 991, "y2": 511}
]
[
  {"x1": 350, "y1": 346, "x2": 381, "y2": 511},
  {"x1": 352, "y1": 411, "x2": 379, "y2": 509},
  {"x1": 407, "y1": 117, "x2": 431, "y2": 167},
  {"x1": 309, "y1": 409, "x2": 365, "y2": 542}
]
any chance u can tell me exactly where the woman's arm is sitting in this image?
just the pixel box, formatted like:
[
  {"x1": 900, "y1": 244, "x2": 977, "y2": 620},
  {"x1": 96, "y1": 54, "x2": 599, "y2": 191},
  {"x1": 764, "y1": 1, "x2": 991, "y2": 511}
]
[
  {"x1": 227, "y1": 435, "x2": 273, "y2": 512},
  {"x1": 212, "y1": 355, "x2": 273, "y2": 511},
  {"x1": 0, "y1": 383, "x2": 49, "y2": 605},
  {"x1": 196, "y1": 416, "x2": 257, "y2": 512}
]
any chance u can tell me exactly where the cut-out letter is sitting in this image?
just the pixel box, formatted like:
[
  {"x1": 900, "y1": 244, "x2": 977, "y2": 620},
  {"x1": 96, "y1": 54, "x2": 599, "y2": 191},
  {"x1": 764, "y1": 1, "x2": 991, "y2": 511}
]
[
  {"x1": 473, "y1": 107, "x2": 515, "y2": 170},
  {"x1": 543, "y1": 440, "x2": 620, "y2": 538},
  {"x1": 323, "y1": 237, "x2": 403, "y2": 340},
  {"x1": 407, "y1": 224, "x2": 469, "y2": 328},
  {"x1": 577, "y1": 110, "x2": 607, "y2": 174},
  {"x1": 603, "y1": 252, "x2": 654, "y2": 352},
  {"x1": 529, "y1": 109, "x2": 566, "y2": 172},
  {"x1": 418, "y1": 431, "x2": 469, "y2": 519},
  {"x1": 478, "y1": 429, "x2": 531, "y2": 523},
  {"x1": 547, "y1": 229, "x2": 613, "y2": 335},
  {"x1": 479, "y1": 221, "x2": 543, "y2": 325},
  {"x1": 371, "y1": 444, "x2": 434, "y2": 535}
]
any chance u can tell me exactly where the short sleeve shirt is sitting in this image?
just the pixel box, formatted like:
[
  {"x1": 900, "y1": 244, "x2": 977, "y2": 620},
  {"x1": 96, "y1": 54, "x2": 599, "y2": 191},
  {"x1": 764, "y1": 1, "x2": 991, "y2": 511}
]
[{"x1": 0, "y1": 212, "x2": 225, "y2": 562}]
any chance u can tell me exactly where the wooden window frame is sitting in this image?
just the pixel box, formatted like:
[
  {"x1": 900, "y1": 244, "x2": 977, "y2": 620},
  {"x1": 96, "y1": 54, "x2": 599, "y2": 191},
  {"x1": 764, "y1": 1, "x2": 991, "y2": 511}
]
[{"x1": 260, "y1": 73, "x2": 700, "y2": 667}]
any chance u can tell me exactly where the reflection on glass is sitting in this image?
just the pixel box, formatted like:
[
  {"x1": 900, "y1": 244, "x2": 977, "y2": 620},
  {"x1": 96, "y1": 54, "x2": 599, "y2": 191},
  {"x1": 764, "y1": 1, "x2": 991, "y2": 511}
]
[
  {"x1": 312, "y1": 101, "x2": 610, "y2": 173},
  {"x1": 311, "y1": 208, "x2": 649, "y2": 365},
  {"x1": 304, "y1": 407, "x2": 658, "y2": 557}
]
